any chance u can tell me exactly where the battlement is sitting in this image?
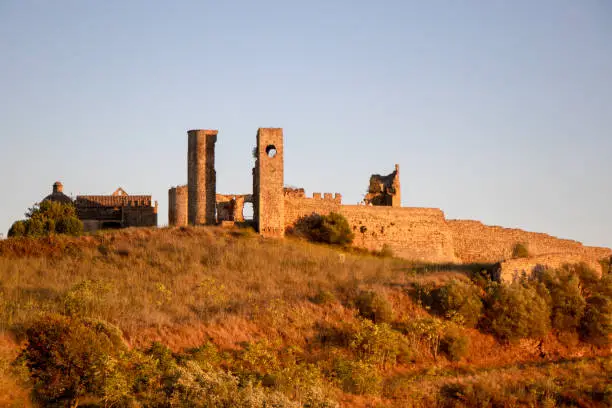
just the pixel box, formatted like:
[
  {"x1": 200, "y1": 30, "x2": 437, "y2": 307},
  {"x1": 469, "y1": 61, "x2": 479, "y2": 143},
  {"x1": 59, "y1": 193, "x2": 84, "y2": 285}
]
[{"x1": 284, "y1": 188, "x2": 342, "y2": 203}]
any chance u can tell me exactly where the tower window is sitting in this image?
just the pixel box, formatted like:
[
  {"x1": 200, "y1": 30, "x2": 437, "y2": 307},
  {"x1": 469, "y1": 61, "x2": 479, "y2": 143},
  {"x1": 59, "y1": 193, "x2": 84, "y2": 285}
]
[{"x1": 265, "y1": 145, "x2": 277, "y2": 158}]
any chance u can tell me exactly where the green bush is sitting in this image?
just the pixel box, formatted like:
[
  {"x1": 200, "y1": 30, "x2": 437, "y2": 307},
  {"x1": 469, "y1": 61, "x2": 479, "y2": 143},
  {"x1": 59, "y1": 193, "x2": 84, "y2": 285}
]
[
  {"x1": 349, "y1": 319, "x2": 407, "y2": 367},
  {"x1": 440, "y1": 327, "x2": 470, "y2": 362},
  {"x1": 483, "y1": 283, "x2": 551, "y2": 342},
  {"x1": 8, "y1": 200, "x2": 83, "y2": 238},
  {"x1": 7, "y1": 220, "x2": 26, "y2": 237},
  {"x1": 294, "y1": 212, "x2": 354, "y2": 246},
  {"x1": 512, "y1": 242, "x2": 530, "y2": 258},
  {"x1": 580, "y1": 293, "x2": 612, "y2": 347},
  {"x1": 355, "y1": 290, "x2": 394, "y2": 323},
  {"x1": 332, "y1": 358, "x2": 382, "y2": 395},
  {"x1": 431, "y1": 279, "x2": 483, "y2": 327},
  {"x1": 537, "y1": 268, "x2": 586, "y2": 333},
  {"x1": 20, "y1": 314, "x2": 129, "y2": 407}
]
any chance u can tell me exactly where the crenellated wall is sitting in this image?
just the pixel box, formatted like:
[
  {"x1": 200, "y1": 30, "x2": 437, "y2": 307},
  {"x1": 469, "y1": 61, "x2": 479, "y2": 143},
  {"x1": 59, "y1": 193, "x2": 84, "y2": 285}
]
[{"x1": 448, "y1": 220, "x2": 610, "y2": 264}]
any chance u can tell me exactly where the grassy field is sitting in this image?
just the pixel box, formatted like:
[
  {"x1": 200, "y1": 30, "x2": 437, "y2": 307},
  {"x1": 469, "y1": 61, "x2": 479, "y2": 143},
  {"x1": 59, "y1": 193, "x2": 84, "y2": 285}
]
[{"x1": 0, "y1": 226, "x2": 609, "y2": 407}]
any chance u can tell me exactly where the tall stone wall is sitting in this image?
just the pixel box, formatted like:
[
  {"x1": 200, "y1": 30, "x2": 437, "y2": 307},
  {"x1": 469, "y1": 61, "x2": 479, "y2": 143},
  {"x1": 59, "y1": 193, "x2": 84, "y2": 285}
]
[
  {"x1": 168, "y1": 185, "x2": 188, "y2": 226},
  {"x1": 283, "y1": 193, "x2": 456, "y2": 263},
  {"x1": 284, "y1": 192, "x2": 342, "y2": 228},
  {"x1": 188, "y1": 129, "x2": 217, "y2": 226},
  {"x1": 340, "y1": 206, "x2": 456, "y2": 263},
  {"x1": 448, "y1": 220, "x2": 611, "y2": 264},
  {"x1": 254, "y1": 128, "x2": 284, "y2": 237}
]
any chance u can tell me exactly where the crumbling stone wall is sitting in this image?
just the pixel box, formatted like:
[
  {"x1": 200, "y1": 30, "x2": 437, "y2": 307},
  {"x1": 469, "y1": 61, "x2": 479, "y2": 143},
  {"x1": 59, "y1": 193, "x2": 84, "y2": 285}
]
[
  {"x1": 254, "y1": 128, "x2": 284, "y2": 237},
  {"x1": 188, "y1": 129, "x2": 217, "y2": 226},
  {"x1": 283, "y1": 191, "x2": 455, "y2": 262},
  {"x1": 448, "y1": 220, "x2": 611, "y2": 264},
  {"x1": 340, "y1": 206, "x2": 455, "y2": 262},
  {"x1": 216, "y1": 194, "x2": 252, "y2": 222},
  {"x1": 168, "y1": 185, "x2": 188, "y2": 226},
  {"x1": 364, "y1": 164, "x2": 401, "y2": 207},
  {"x1": 495, "y1": 253, "x2": 606, "y2": 284}
]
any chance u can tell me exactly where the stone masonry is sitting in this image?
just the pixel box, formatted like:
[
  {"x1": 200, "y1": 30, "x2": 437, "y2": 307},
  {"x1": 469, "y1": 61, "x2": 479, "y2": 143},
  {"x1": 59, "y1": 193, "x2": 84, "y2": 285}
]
[
  {"x1": 166, "y1": 126, "x2": 611, "y2": 269},
  {"x1": 168, "y1": 185, "x2": 188, "y2": 227},
  {"x1": 187, "y1": 129, "x2": 217, "y2": 226},
  {"x1": 253, "y1": 128, "x2": 285, "y2": 237},
  {"x1": 364, "y1": 164, "x2": 401, "y2": 207}
]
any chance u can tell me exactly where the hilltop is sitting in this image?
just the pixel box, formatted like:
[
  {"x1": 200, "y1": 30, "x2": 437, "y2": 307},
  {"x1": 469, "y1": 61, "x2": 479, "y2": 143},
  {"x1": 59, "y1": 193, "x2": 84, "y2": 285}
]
[{"x1": 0, "y1": 226, "x2": 610, "y2": 407}]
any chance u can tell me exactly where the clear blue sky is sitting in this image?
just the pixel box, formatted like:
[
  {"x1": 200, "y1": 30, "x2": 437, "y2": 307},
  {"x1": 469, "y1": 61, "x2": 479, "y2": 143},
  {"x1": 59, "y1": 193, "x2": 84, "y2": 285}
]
[{"x1": 1, "y1": 1, "x2": 610, "y2": 248}]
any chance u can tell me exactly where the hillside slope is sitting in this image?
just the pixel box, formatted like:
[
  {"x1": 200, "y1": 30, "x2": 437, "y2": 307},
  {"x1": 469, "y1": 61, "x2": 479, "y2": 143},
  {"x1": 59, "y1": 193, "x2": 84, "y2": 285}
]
[{"x1": 0, "y1": 226, "x2": 610, "y2": 407}]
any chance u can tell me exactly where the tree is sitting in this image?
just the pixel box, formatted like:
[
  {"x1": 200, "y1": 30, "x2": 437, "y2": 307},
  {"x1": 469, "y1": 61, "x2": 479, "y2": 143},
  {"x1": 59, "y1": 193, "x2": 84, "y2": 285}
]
[
  {"x1": 293, "y1": 212, "x2": 354, "y2": 246},
  {"x1": 8, "y1": 200, "x2": 83, "y2": 238},
  {"x1": 21, "y1": 314, "x2": 128, "y2": 407}
]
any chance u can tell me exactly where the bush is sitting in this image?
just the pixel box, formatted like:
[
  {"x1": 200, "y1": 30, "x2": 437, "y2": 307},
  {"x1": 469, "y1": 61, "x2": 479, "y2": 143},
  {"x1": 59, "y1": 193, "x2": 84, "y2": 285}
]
[
  {"x1": 537, "y1": 268, "x2": 586, "y2": 333},
  {"x1": 355, "y1": 290, "x2": 394, "y2": 323},
  {"x1": 7, "y1": 220, "x2": 26, "y2": 237},
  {"x1": 20, "y1": 314, "x2": 129, "y2": 406},
  {"x1": 431, "y1": 279, "x2": 483, "y2": 327},
  {"x1": 580, "y1": 293, "x2": 612, "y2": 347},
  {"x1": 512, "y1": 242, "x2": 530, "y2": 258},
  {"x1": 349, "y1": 319, "x2": 407, "y2": 367},
  {"x1": 440, "y1": 327, "x2": 470, "y2": 362},
  {"x1": 483, "y1": 283, "x2": 551, "y2": 342},
  {"x1": 311, "y1": 289, "x2": 337, "y2": 305},
  {"x1": 333, "y1": 358, "x2": 382, "y2": 395},
  {"x1": 7, "y1": 201, "x2": 83, "y2": 238},
  {"x1": 294, "y1": 212, "x2": 354, "y2": 246}
]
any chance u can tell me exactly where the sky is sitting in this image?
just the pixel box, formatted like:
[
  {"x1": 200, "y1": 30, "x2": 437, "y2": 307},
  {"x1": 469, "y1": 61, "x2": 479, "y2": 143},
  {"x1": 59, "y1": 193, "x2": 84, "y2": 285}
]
[{"x1": 0, "y1": 1, "x2": 610, "y2": 248}]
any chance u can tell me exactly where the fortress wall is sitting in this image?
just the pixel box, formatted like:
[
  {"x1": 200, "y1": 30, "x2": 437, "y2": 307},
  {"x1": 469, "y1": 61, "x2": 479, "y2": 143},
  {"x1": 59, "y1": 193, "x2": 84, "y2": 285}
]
[
  {"x1": 284, "y1": 193, "x2": 342, "y2": 227},
  {"x1": 496, "y1": 254, "x2": 605, "y2": 284},
  {"x1": 283, "y1": 196, "x2": 455, "y2": 263},
  {"x1": 339, "y1": 206, "x2": 456, "y2": 263},
  {"x1": 448, "y1": 220, "x2": 611, "y2": 264}
]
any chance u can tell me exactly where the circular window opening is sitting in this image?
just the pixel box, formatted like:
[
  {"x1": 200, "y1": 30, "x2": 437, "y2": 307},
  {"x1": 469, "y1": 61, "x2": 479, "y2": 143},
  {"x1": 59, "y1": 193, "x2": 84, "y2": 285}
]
[{"x1": 265, "y1": 145, "x2": 277, "y2": 158}]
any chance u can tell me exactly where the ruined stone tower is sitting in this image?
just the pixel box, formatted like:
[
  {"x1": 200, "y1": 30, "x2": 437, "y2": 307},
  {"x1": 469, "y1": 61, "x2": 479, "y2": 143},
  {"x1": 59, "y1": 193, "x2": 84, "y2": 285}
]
[
  {"x1": 168, "y1": 185, "x2": 188, "y2": 226},
  {"x1": 253, "y1": 128, "x2": 284, "y2": 237},
  {"x1": 187, "y1": 129, "x2": 217, "y2": 225}
]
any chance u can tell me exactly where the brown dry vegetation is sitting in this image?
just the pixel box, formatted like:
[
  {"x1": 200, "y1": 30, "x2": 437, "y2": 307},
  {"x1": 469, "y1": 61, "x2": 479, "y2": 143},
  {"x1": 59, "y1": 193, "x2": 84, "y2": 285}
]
[{"x1": 0, "y1": 226, "x2": 610, "y2": 407}]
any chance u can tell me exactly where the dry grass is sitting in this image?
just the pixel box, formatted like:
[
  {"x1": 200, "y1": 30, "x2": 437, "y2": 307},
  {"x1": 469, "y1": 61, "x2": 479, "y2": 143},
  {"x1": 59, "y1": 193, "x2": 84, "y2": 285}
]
[{"x1": 0, "y1": 226, "x2": 609, "y2": 407}]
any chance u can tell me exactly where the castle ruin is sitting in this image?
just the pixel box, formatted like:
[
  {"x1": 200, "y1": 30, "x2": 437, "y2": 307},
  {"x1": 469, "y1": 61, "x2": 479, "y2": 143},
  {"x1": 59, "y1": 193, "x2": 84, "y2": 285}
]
[
  {"x1": 168, "y1": 127, "x2": 611, "y2": 278},
  {"x1": 43, "y1": 184, "x2": 158, "y2": 232}
]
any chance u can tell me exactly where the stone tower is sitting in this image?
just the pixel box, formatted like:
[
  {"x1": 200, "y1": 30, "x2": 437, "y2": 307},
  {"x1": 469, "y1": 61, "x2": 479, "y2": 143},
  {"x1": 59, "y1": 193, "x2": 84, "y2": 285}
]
[
  {"x1": 168, "y1": 185, "x2": 188, "y2": 226},
  {"x1": 187, "y1": 129, "x2": 218, "y2": 225},
  {"x1": 253, "y1": 128, "x2": 284, "y2": 237},
  {"x1": 391, "y1": 164, "x2": 401, "y2": 207}
]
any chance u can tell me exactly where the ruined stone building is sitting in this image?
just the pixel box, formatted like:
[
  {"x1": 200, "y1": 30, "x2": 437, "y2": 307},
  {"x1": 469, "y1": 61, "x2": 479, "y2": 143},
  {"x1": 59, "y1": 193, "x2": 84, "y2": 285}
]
[
  {"x1": 42, "y1": 183, "x2": 158, "y2": 232},
  {"x1": 168, "y1": 127, "x2": 611, "y2": 279}
]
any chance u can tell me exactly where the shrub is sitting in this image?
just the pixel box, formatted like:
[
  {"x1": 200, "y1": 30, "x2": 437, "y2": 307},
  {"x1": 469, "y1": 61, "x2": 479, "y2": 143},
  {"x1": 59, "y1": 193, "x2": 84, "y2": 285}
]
[
  {"x1": 537, "y1": 268, "x2": 586, "y2": 333},
  {"x1": 580, "y1": 293, "x2": 612, "y2": 347},
  {"x1": 332, "y1": 358, "x2": 382, "y2": 395},
  {"x1": 440, "y1": 327, "x2": 470, "y2": 362},
  {"x1": 7, "y1": 220, "x2": 26, "y2": 237},
  {"x1": 349, "y1": 319, "x2": 407, "y2": 367},
  {"x1": 355, "y1": 290, "x2": 394, "y2": 323},
  {"x1": 431, "y1": 279, "x2": 483, "y2": 327},
  {"x1": 20, "y1": 314, "x2": 128, "y2": 406},
  {"x1": 311, "y1": 289, "x2": 337, "y2": 305},
  {"x1": 512, "y1": 242, "x2": 530, "y2": 258},
  {"x1": 294, "y1": 212, "x2": 354, "y2": 246},
  {"x1": 7, "y1": 201, "x2": 83, "y2": 238},
  {"x1": 483, "y1": 283, "x2": 551, "y2": 342}
]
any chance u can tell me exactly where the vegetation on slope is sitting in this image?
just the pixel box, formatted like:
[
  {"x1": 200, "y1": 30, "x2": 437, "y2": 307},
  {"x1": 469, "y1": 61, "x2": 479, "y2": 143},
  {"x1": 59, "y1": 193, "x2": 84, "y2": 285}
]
[{"x1": 0, "y1": 226, "x2": 610, "y2": 407}]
